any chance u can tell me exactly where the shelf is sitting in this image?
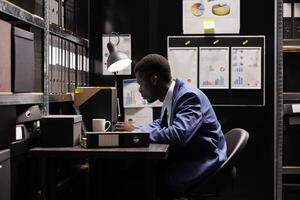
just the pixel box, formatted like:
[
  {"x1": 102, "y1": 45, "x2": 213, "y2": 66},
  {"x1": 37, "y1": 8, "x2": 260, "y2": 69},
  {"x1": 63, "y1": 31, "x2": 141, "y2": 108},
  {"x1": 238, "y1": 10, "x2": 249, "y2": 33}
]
[
  {"x1": 283, "y1": 183, "x2": 300, "y2": 190},
  {"x1": 49, "y1": 93, "x2": 73, "y2": 103},
  {"x1": 283, "y1": 93, "x2": 300, "y2": 102},
  {"x1": 283, "y1": 39, "x2": 300, "y2": 46},
  {"x1": 49, "y1": 24, "x2": 89, "y2": 47},
  {"x1": 0, "y1": 1, "x2": 89, "y2": 47},
  {"x1": 283, "y1": 46, "x2": 300, "y2": 52},
  {"x1": 282, "y1": 166, "x2": 300, "y2": 174},
  {"x1": 0, "y1": 93, "x2": 43, "y2": 105},
  {"x1": 0, "y1": 0, "x2": 44, "y2": 29}
]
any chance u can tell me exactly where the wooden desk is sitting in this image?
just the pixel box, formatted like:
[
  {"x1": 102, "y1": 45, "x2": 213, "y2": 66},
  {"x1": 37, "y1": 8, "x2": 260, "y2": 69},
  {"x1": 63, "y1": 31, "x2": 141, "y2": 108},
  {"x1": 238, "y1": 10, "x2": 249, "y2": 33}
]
[{"x1": 29, "y1": 144, "x2": 170, "y2": 200}]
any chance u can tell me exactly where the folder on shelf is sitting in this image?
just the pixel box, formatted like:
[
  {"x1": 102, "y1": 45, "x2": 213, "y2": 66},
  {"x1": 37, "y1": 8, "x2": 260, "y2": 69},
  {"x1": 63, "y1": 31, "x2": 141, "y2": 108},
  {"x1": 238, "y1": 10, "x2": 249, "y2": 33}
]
[
  {"x1": 0, "y1": 19, "x2": 12, "y2": 93},
  {"x1": 49, "y1": 0, "x2": 59, "y2": 26},
  {"x1": 70, "y1": 42, "x2": 76, "y2": 92},
  {"x1": 65, "y1": 40, "x2": 70, "y2": 92},
  {"x1": 52, "y1": 35, "x2": 59, "y2": 93},
  {"x1": 48, "y1": 35, "x2": 53, "y2": 94},
  {"x1": 65, "y1": 0, "x2": 75, "y2": 32},
  {"x1": 12, "y1": 27, "x2": 35, "y2": 93},
  {"x1": 283, "y1": 3, "x2": 292, "y2": 39},
  {"x1": 57, "y1": 37, "x2": 62, "y2": 93},
  {"x1": 76, "y1": 45, "x2": 82, "y2": 87},
  {"x1": 293, "y1": 3, "x2": 300, "y2": 38},
  {"x1": 31, "y1": 27, "x2": 43, "y2": 92}
]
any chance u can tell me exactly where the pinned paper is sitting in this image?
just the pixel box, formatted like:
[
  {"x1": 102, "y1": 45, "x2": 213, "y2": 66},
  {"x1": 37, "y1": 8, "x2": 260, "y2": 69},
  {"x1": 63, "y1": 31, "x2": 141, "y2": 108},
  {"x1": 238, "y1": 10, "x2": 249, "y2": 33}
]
[
  {"x1": 183, "y1": 0, "x2": 240, "y2": 34},
  {"x1": 203, "y1": 18, "x2": 215, "y2": 33}
]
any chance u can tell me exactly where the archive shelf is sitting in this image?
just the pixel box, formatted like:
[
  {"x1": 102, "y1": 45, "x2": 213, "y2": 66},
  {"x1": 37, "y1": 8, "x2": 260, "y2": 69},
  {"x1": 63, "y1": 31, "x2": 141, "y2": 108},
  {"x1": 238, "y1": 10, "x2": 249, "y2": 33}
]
[
  {"x1": 0, "y1": 0, "x2": 44, "y2": 29},
  {"x1": 0, "y1": 93, "x2": 43, "y2": 105},
  {"x1": 0, "y1": 0, "x2": 89, "y2": 106},
  {"x1": 282, "y1": 166, "x2": 300, "y2": 174}
]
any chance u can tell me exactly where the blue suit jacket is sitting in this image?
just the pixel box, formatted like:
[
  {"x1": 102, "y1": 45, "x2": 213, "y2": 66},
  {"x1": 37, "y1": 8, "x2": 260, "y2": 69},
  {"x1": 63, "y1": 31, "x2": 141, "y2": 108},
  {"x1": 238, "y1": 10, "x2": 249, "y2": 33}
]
[{"x1": 136, "y1": 78, "x2": 227, "y2": 192}]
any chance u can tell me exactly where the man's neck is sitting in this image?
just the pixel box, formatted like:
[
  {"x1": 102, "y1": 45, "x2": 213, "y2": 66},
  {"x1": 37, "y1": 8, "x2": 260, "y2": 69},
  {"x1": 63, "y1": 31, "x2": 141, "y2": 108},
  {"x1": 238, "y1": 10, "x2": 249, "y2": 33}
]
[{"x1": 158, "y1": 80, "x2": 172, "y2": 102}]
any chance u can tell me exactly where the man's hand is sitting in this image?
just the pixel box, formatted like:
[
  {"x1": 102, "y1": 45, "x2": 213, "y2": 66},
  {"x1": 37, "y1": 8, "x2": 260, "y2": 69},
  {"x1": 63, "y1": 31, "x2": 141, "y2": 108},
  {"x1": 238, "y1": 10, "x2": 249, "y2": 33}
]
[{"x1": 115, "y1": 122, "x2": 135, "y2": 132}]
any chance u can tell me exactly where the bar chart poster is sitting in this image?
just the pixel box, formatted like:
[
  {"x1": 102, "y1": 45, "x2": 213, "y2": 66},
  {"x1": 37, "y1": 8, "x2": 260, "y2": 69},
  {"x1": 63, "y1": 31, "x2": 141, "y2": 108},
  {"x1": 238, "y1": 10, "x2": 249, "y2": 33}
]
[
  {"x1": 168, "y1": 47, "x2": 198, "y2": 87},
  {"x1": 123, "y1": 79, "x2": 162, "y2": 108},
  {"x1": 199, "y1": 47, "x2": 229, "y2": 89},
  {"x1": 231, "y1": 47, "x2": 261, "y2": 89}
]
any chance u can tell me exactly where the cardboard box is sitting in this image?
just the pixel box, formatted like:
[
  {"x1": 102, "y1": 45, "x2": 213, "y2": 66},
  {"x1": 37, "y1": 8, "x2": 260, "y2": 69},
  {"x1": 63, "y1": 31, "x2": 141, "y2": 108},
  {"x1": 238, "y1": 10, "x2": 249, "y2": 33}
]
[
  {"x1": 0, "y1": 19, "x2": 11, "y2": 93},
  {"x1": 12, "y1": 27, "x2": 35, "y2": 93}
]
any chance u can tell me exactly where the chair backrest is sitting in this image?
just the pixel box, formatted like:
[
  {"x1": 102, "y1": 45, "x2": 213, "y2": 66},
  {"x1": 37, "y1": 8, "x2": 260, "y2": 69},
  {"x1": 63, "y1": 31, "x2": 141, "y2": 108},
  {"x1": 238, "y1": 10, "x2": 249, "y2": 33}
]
[
  {"x1": 220, "y1": 128, "x2": 249, "y2": 170},
  {"x1": 181, "y1": 128, "x2": 249, "y2": 197},
  {"x1": 206, "y1": 128, "x2": 249, "y2": 184}
]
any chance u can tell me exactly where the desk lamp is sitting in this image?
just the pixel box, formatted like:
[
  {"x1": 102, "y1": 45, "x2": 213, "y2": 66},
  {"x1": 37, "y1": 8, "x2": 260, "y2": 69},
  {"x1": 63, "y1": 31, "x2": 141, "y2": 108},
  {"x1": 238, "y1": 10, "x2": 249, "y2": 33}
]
[
  {"x1": 107, "y1": 32, "x2": 132, "y2": 73},
  {"x1": 106, "y1": 32, "x2": 132, "y2": 118}
]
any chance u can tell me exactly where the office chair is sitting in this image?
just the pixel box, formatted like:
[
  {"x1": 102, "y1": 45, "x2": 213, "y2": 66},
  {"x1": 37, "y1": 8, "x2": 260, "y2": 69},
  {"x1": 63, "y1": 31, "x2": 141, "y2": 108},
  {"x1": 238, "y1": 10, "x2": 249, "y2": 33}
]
[{"x1": 175, "y1": 128, "x2": 249, "y2": 200}]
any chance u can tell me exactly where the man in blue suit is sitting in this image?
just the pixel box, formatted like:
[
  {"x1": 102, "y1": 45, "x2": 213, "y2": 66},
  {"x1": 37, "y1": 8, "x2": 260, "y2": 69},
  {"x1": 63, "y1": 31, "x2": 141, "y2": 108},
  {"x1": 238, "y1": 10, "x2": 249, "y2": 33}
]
[{"x1": 116, "y1": 54, "x2": 227, "y2": 198}]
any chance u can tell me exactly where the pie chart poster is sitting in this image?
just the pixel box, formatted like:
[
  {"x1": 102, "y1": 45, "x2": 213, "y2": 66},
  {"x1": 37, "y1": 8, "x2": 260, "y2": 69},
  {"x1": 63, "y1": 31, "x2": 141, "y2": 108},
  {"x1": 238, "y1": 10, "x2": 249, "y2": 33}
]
[{"x1": 182, "y1": 0, "x2": 240, "y2": 34}]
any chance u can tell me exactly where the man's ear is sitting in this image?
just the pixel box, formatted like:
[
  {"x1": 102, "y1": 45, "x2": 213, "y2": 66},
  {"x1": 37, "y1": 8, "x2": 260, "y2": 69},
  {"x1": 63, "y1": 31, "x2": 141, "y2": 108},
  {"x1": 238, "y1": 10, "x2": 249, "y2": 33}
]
[{"x1": 150, "y1": 75, "x2": 158, "y2": 85}]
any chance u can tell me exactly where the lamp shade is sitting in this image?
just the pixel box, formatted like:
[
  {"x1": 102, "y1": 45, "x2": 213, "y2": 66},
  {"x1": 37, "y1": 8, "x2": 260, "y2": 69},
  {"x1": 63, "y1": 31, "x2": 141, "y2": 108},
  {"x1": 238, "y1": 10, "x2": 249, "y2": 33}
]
[{"x1": 107, "y1": 41, "x2": 132, "y2": 73}]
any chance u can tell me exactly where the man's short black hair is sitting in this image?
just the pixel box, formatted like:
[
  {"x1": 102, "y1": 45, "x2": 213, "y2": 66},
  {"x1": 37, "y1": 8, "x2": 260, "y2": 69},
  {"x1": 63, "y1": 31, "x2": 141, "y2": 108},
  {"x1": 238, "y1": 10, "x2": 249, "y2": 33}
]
[{"x1": 134, "y1": 54, "x2": 172, "y2": 83}]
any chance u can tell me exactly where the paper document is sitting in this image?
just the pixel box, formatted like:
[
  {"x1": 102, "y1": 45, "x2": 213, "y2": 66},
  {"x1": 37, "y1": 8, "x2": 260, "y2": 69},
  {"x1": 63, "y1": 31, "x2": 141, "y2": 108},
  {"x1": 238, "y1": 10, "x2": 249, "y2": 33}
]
[
  {"x1": 168, "y1": 47, "x2": 198, "y2": 87},
  {"x1": 199, "y1": 47, "x2": 229, "y2": 89},
  {"x1": 125, "y1": 107, "x2": 153, "y2": 126},
  {"x1": 182, "y1": 0, "x2": 240, "y2": 34},
  {"x1": 231, "y1": 47, "x2": 262, "y2": 89}
]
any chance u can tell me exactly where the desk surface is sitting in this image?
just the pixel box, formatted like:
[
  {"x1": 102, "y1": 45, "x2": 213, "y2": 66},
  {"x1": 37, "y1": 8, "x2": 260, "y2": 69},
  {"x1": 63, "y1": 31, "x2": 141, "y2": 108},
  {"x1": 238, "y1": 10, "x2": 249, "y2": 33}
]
[{"x1": 29, "y1": 143, "x2": 170, "y2": 160}]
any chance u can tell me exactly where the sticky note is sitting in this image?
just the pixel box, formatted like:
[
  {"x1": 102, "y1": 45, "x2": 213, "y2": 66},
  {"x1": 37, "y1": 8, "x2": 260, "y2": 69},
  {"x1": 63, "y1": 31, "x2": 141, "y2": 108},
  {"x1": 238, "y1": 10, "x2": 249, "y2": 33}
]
[{"x1": 203, "y1": 18, "x2": 215, "y2": 33}]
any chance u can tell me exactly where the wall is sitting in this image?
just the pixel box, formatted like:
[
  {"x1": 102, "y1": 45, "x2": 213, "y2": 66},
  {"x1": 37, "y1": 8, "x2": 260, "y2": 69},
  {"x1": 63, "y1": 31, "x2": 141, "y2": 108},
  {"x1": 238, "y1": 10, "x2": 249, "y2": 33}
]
[{"x1": 90, "y1": 0, "x2": 275, "y2": 199}]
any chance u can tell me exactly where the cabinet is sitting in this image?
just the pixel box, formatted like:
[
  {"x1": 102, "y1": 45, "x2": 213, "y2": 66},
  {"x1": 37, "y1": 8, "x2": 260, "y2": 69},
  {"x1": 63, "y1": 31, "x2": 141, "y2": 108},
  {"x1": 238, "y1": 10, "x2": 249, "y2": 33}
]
[
  {"x1": 0, "y1": 0, "x2": 90, "y2": 199},
  {"x1": 276, "y1": 1, "x2": 300, "y2": 199},
  {"x1": 0, "y1": 0, "x2": 90, "y2": 109}
]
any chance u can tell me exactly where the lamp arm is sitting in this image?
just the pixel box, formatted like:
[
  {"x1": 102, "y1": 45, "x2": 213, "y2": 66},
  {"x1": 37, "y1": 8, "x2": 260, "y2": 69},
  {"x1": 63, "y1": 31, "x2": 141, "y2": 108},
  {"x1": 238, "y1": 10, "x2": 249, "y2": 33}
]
[{"x1": 109, "y1": 32, "x2": 120, "y2": 46}]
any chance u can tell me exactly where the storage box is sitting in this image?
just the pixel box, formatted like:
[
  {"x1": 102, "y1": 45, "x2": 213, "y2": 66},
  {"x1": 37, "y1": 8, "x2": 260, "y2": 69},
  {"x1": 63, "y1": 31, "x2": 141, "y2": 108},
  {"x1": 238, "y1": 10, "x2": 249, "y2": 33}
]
[
  {"x1": 12, "y1": 27, "x2": 35, "y2": 93},
  {"x1": 0, "y1": 149, "x2": 11, "y2": 200},
  {"x1": 85, "y1": 132, "x2": 149, "y2": 148},
  {"x1": 41, "y1": 115, "x2": 82, "y2": 147},
  {"x1": 0, "y1": 19, "x2": 11, "y2": 93},
  {"x1": 16, "y1": 105, "x2": 41, "y2": 124}
]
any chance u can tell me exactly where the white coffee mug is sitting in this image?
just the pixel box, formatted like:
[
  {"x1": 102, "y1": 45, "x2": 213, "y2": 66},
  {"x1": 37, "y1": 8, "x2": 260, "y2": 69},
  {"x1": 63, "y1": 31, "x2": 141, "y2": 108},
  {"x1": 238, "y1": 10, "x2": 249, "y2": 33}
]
[{"x1": 92, "y1": 119, "x2": 111, "y2": 132}]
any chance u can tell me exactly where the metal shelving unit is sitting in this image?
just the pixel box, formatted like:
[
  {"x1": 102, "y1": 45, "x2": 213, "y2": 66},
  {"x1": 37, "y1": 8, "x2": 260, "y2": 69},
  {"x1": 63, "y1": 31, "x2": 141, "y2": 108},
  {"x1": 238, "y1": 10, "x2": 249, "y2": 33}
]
[
  {"x1": 0, "y1": 93, "x2": 43, "y2": 105},
  {"x1": 283, "y1": 40, "x2": 300, "y2": 52},
  {"x1": 0, "y1": 0, "x2": 44, "y2": 29},
  {"x1": 282, "y1": 166, "x2": 300, "y2": 174},
  {"x1": 0, "y1": 0, "x2": 89, "y2": 108},
  {"x1": 283, "y1": 93, "x2": 300, "y2": 102},
  {"x1": 277, "y1": 1, "x2": 300, "y2": 199},
  {"x1": 49, "y1": 24, "x2": 89, "y2": 47},
  {"x1": 49, "y1": 93, "x2": 73, "y2": 103}
]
